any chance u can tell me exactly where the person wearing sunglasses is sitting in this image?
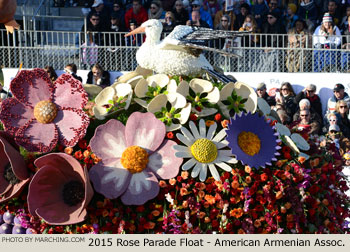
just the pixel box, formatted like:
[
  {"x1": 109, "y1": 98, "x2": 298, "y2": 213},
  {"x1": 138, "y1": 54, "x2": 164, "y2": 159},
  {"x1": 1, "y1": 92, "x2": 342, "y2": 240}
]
[
  {"x1": 173, "y1": 0, "x2": 189, "y2": 25},
  {"x1": 275, "y1": 82, "x2": 297, "y2": 125},
  {"x1": 292, "y1": 108, "x2": 320, "y2": 135},
  {"x1": 326, "y1": 83, "x2": 350, "y2": 115},
  {"x1": 293, "y1": 98, "x2": 322, "y2": 134},
  {"x1": 255, "y1": 82, "x2": 276, "y2": 107},
  {"x1": 188, "y1": 0, "x2": 213, "y2": 28},
  {"x1": 162, "y1": 11, "x2": 176, "y2": 33},
  {"x1": 295, "y1": 84, "x2": 322, "y2": 120},
  {"x1": 334, "y1": 100, "x2": 350, "y2": 138},
  {"x1": 148, "y1": 1, "x2": 166, "y2": 20}
]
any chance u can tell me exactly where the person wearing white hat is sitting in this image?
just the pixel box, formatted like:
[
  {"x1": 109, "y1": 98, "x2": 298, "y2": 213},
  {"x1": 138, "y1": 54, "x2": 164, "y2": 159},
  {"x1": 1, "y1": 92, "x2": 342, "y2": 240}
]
[
  {"x1": 312, "y1": 12, "x2": 341, "y2": 49},
  {"x1": 87, "y1": 0, "x2": 111, "y2": 31}
]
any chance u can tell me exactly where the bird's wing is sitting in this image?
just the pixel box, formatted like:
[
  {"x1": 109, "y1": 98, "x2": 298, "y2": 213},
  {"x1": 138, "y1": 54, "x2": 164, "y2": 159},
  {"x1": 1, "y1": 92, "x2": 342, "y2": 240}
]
[{"x1": 159, "y1": 25, "x2": 250, "y2": 57}]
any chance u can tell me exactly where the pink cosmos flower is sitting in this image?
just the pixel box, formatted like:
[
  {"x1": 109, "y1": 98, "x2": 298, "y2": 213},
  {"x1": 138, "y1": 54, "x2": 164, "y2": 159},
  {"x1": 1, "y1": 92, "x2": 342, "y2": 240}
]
[
  {"x1": 0, "y1": 68, "x2": 89, "y2": 153},
  {"x1": 89, "y1": 112, "x2": 183, "y2": 205},
  {"x1": 27, "y1": 153, "x2": 93, "y2": 225},
  {"x1": 0, "y1": 131, "x2": 30, "y2": 203}
]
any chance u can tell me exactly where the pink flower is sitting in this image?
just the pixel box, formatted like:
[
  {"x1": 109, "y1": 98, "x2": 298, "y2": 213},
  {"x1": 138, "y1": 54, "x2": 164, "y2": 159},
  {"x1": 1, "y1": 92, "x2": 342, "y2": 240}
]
[
  {"x1": 0, "y1": 131, "x2": 31, "y2": 203},
  {"x1": 27, "y1": 153, "x2": 93, "y2": 225},
  {"x1": 0, "y1": 68, "x2": 89, "y2": 153},
  {"x1": 88, "y1": 112, "x2": 183, "y2": 205}
]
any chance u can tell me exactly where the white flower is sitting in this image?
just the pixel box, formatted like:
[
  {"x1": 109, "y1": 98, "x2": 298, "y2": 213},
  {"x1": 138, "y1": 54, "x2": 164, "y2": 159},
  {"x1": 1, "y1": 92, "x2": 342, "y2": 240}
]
[
  {"x1": 93, "y1": 83, "x2": 133, "y2": 120},
  {"x1": 218, "y1": 82, "x2": 257, "y2": 118},
  {"x1": 173, "y1": 119, "x2": 237, "y2": 182},
  {"x1": 177, "y1": 79, "x2": 220, "y2": 117}
]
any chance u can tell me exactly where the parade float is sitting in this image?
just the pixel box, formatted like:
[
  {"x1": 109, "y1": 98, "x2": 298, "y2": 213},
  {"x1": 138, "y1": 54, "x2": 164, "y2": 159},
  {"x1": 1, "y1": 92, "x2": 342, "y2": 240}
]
[{"x1": 0, "y1": 18, "x2": 349, "y2": 234}]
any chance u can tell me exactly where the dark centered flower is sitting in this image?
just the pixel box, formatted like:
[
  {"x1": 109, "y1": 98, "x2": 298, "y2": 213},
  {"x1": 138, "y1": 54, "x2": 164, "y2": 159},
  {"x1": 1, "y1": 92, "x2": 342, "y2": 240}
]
[{"x1": 28, "y1": 153, "x2": 93, "y2": 225}]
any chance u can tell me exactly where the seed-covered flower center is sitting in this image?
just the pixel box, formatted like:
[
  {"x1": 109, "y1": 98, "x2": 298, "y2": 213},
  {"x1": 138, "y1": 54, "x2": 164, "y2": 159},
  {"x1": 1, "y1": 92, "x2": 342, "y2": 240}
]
[
  {"x1": 238, "y1": 131, "x2": 261, "y2": 156},
  {"x1": 121, "y1": 146, "x2": 149, "y2": 174},
  {"x1": 62, "y1": 180, "x2": 84, "y2": 206},
  {"x1": 191, "y1": 138, "x2": 217, "y2": 163},
  {"x1": 3, "y1": 163, "x2": 21, "y2": 185},
  {"x1": 34, "y1": 100, "x2": 58, "y2": 124}
]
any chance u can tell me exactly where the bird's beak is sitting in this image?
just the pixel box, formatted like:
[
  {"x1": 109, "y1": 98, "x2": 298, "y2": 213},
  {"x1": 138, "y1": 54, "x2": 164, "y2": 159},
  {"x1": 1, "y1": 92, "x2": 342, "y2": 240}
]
[{"x1": 125, "y1": 26, "x2": 146, "y2": 37}]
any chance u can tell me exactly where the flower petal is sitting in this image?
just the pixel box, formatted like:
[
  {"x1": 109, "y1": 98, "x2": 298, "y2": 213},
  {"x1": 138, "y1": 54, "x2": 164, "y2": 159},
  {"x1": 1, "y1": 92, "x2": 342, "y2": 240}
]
[
  {"x1": 89, "y1": 158, "x2": 131, "y2": 199},
  {"x1": 189, "y1": 120, "x2": 200, "y2": 139},
  {"x1": 0, "y1": 179, "x2": 30, "y2": 203},
  {"x1": 55, "y1": 108, "x2": 89, "y2": 147},
  {"x1": 147, "y1": 94, "x2": 167, "y2": 113},
  {"x1": 53, "y1": 74, "x2": 88, "y2": 109},
  {"x1": 134, "y1": 78, "x2": 149, "y2": 98},
  {"x1": 0, "y1": 98, "x2": 34, "y2": 135},
  {"x1": 206, "y1": 87, "x2": 220, "y2": 104},
  {"x1": 182, "y1": 158, "x2": 196, "y2": 171},
  {"x1": 167, "y1": 93, "x2": 186, "y2": 109},
  {"x1": 121, "y1": 170, "x2": 159, "y2": 205},
  {"x1": 148, "y1": 140, "x2": 182, "y2": 179},
  {"x1": 177, "y1": 80, "x2": 189, "y2": 97},
  {"x1": 146, "y1": 74, "x2": 169, "y2": 88},
  {"x1": 209, "y1": 164, "x2": 220, "y2": 181},
  {"x1": 90, "y1": 119, "x2": 127, "y2": 160},
  {"x1": 94, "y1": 87, "x2": 115, "y2": 106},
  {"x1": 206, "y1": 122, "x2": 217, "y2": 140},
  {"x1": 0, "y1": 135, "x2": 28, "y2": 180},
  {"x1": 178, "y1": 103, "x2": 191, "y2": 124},
  {"x1": 125, "y1": 112, "x2": 166, "y2": 152},
  {"x1": 199, "y1": 119, "x2": 206, "y2": 138},
  {"x1": 199, "y1": 163, "x2": 208, "y2": 182},
  {"x1": 213, "y1": 128, "x2": 227, "y2": 142},
  {"x1": 215, "y1": 162, "x2": 233, "y2": 172},
  {"x1": 10, "y1": 69, "x2": 53, "y2": 107},
  {"x1": 134, "y1": 98, "x2": 148, "y2": 108},
  {"x1": 15, "y1": 119, "x2": 58, "y2": 153},
  {"x1": 219, "y1": 82, "x2": 235, "y2": 101},
  {"x1": 189, "y1": 78, "x2": 213, "y2": 94},
  {"x1": 191, "y1": 162, "x2": 203, "y2": 178}
]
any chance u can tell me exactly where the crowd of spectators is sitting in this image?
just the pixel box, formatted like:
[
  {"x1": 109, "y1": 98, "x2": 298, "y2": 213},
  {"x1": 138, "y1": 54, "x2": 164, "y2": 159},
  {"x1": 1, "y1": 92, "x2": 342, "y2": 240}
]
[
  {"x1": 65, "y1": 1, "x2": 350, "y2": 73},
  {"x1": 256, "y1": 80, "x2": 350, "y2": 153}
]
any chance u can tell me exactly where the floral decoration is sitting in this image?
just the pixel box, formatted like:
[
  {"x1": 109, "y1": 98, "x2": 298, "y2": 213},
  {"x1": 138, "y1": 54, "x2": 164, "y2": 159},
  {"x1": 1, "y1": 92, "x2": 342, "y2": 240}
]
[
  {"x1": 88, "y1": 112, "x2": 182, "y2": 205},
  {"x1": 27, "y1": 153, "x2": 93, "y2": 225},
  {"x1": 0, "y1": 68, "x2": 89, "y2": 153},
  {"x1": 226, "y1": 112, "x2": 280, "y2": 168}
]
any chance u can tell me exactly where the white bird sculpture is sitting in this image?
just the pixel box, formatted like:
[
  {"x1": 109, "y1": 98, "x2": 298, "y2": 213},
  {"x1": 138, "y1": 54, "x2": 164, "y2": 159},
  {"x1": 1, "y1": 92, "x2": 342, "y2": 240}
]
[{"x1": 125, "y1": 19, "x2": 244, "y2": 80}]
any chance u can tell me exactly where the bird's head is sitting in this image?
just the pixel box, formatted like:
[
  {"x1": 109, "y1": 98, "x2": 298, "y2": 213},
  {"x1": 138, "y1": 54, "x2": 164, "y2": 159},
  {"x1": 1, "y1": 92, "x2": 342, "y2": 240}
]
[{"x1": 125, "y1": 19, "x2": 163, "y2": 43}]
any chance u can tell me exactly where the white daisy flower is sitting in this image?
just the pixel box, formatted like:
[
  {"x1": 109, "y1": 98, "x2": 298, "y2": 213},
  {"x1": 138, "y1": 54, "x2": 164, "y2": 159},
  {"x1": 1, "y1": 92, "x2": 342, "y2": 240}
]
[{"x1": 173, "y1": 119, "x2": 237, "y2": 182}]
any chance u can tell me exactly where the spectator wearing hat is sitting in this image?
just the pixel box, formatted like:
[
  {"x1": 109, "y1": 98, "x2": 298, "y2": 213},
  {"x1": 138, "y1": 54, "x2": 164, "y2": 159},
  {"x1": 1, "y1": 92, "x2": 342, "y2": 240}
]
[
  {"x1": 87, "y1": 0, "x2": 111, "y2": 31},
  {"x1": 297, "y1": 0, "x2": 319, "y2": 32},
  {"x1": 292, "y1": 98, "x2": 323, "y2": 134},
  {"x1": 124, "y1": 0, "x2": 148, "y2": 30},
  {"x1": 173, "y1": 0, "x2": 190, "y2": 26},
  {"x1": 326, "y1": 83, "x2": 350, "y2": 114},
  {"x1": 291, "y1": 108, "x2": 321, "y2": 135},
  {"x1": 326, "y1": 123, "x2": 342, "y2": 149},
  {"x1": 295, "y1": 84, "x2": 322, "y2": 119},
  {"x1": 313, "y1": 12, "x2": 341, "y2": 49},
  {"x1": 188, "y1": 0, "x2": 213, "y2": 28},
  {"x1": 256, "y1": 82, "x2": 276, "y2": 107},
  {"x1": 261, "y1": 9, "x2": 286, "y2": 47},
  {"x1": 286, "y1": 3, "x2": 299, "y2": 32}
]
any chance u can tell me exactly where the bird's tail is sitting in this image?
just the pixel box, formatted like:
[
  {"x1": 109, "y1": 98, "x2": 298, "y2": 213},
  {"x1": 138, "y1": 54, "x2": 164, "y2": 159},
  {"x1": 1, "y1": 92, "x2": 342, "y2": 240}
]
[{"x1": 202, "y1": 67, "x2": 236, "y2": 84}]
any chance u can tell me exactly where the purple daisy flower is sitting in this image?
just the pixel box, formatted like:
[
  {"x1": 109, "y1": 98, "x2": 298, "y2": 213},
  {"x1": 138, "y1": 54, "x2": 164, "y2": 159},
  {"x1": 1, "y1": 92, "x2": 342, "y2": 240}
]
[{"x1": 225, "y1": 112, "x2": 280, "y2": 168}]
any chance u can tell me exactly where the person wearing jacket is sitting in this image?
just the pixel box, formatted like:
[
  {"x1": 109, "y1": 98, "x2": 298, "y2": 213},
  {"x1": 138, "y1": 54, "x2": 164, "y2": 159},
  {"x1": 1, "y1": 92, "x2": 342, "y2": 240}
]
[
  {"x1": 295, "y1": 84, "x2": 322, "y2": 119},
  {"x1": 188, "y1": 0, "x2": 213, "y2": 28},
  {"x1": 326, "y1": 83, "x2": 350, "y2": 114},
  {"x1": 124, "y1": 0, "x2": 148, "y2": 30},
  {"x1": 87, "y1": 63, "x2": 110, "y2": 88}
]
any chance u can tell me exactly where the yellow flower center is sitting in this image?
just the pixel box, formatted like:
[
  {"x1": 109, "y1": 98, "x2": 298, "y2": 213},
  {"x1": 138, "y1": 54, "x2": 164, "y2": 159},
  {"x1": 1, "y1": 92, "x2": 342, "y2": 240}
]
[
  {"x1": 121, "y1": 146, "x2": 149, "y2": 174},
  {"x1": 238, "y1": 131, "x2": 261, "y2": 156},
  {"x1": 191, "y1": 138, "x2": 217, "y2": 163},
  {"x1": 33, "y1": 100, "x2": 58, "y2": 124}
]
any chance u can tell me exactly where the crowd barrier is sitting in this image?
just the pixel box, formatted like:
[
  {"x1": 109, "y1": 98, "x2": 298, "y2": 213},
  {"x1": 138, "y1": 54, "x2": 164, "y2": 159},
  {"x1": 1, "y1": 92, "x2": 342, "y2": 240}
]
[{"x1": 1, "y1": 29, "x2": 350, "y2": 73}]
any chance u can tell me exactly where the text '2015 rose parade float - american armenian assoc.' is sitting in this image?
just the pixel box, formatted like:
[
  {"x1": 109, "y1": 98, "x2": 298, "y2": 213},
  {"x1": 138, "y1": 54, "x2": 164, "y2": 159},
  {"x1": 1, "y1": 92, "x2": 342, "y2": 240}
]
[{"x1": 0, "y1": 14, "x2": 349, "y2": 234}]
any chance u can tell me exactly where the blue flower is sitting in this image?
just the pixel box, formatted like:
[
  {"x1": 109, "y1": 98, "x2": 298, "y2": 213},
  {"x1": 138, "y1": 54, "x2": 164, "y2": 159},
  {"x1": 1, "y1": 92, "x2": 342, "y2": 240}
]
[{"x1": 226, "y1": 112, "x2": 280, "y2": 168}]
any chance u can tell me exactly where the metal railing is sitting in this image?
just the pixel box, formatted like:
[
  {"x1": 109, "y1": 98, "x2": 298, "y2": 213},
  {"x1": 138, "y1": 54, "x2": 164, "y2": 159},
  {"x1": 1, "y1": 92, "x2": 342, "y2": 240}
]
[{"x1": 1, "y1": 30, "x2": 350, "y2": 73}]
